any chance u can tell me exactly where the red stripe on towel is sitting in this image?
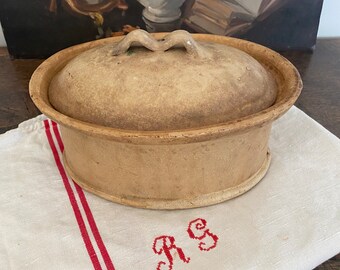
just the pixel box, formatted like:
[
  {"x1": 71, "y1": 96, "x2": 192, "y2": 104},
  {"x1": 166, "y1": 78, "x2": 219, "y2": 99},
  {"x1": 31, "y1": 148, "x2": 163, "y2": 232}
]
[
  {"x1": 44, "y1": 120, "x2": 102, "y2": 270},
  {"x1": 51, "y1": 121, "x2": 115, "y2": 270},
  {"x1": 52, "y1": 121, "x2": 64, "y2": 152}
]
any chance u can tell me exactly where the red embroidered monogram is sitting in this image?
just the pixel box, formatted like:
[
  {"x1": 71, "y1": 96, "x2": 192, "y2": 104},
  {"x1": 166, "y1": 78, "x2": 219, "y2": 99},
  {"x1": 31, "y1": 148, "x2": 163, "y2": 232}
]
[
  {"x1": 187, "y1": 218, "x2": 219, "y2": 251},
  {"x1": 152, "y1": 235, "x2": 190, "y2": 270},
  {"x1": 152, "y1": 218, "x2": 217, "y2": 269}
]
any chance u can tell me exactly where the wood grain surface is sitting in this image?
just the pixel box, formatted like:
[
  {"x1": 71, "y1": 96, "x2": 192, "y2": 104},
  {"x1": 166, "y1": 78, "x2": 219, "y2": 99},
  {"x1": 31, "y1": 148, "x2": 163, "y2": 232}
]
[
  {"x1": 281, "y1": 40, "x2": 340, "y2": 137},
  {"x1": 0, "y1": 47, "x2": 42, "y2": 133},
  {"x1": 0, "y1": 39, "x2": 339, "y2": 268}
]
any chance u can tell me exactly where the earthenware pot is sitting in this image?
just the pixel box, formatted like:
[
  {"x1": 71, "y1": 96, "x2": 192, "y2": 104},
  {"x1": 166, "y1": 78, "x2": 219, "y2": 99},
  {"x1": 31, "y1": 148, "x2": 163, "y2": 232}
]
[{"x1": 29, "y1": 30, "x2": 302, "y2": 209}]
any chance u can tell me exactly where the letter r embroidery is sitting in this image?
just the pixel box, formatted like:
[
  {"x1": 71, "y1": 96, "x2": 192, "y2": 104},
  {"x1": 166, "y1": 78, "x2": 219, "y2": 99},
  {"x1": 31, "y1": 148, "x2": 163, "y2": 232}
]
[{"x1": 152, "y1": 235, "x2": 190, "y2": 270}]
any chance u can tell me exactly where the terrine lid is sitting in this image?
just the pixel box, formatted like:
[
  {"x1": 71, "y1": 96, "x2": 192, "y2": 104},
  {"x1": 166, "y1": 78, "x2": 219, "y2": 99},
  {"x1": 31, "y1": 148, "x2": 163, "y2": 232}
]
[{"x1": 48, "y1": 30, "x2": 277, "y2": 131}]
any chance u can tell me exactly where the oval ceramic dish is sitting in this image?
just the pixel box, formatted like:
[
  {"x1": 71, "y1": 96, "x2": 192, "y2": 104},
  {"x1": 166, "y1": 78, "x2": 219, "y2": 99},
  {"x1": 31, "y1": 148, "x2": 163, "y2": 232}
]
[{"x1": 29, "y1": 31, "x2": 302, "y2": 209}]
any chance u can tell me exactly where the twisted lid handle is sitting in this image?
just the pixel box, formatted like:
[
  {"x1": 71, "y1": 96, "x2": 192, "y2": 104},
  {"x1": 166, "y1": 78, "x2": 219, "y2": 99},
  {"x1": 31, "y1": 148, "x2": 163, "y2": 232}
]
[{"x1": 111, "y1": 29, "x2": 205, "y2": 57}]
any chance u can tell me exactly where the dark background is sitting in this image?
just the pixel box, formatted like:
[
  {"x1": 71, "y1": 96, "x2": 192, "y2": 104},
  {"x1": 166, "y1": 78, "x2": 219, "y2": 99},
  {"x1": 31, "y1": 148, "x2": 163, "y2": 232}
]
[{"x1": 0, "y1": 0, "x2": 323, "y2": 58}]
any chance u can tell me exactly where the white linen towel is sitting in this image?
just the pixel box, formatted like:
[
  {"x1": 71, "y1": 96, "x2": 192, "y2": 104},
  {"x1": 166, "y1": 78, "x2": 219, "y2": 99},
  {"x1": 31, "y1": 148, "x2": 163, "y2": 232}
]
[{"x1": 0, "y1": 106, "x2": 339, "y2": 270}]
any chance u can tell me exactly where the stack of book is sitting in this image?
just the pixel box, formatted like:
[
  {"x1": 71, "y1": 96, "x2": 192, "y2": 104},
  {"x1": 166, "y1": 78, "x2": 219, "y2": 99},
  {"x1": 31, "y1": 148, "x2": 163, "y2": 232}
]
[{"x1": 184, "y1": 0, "x2": 274, "y2": 35}]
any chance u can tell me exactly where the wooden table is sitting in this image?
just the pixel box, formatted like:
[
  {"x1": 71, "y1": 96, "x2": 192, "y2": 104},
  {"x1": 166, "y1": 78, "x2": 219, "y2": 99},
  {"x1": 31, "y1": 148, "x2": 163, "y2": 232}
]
[{"x1": 0, "y1": 39, "x2": 339, "y2": 269}]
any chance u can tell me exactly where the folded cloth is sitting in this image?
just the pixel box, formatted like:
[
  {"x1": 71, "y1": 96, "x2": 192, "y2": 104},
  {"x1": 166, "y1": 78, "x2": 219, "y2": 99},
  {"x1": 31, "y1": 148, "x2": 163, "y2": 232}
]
[{"x1": 0, "y1": 106, "x2": 339, "y2": 270}]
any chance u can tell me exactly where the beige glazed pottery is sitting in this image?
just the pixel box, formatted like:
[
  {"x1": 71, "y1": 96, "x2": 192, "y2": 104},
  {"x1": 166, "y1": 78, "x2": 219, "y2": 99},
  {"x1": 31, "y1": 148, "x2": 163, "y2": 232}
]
[{"x1": 29, "y1": 30, "x2": 302, "y2": 209}]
